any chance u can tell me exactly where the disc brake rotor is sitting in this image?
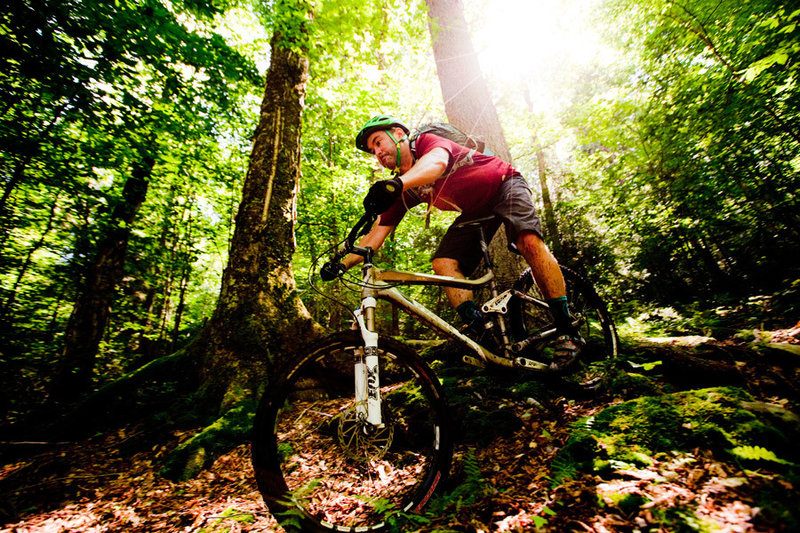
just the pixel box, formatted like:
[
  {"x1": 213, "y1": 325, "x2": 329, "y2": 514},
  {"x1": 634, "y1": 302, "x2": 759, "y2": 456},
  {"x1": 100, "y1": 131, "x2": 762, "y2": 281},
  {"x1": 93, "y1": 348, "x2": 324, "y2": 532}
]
[{"x1": 337, "y1": 404, "x2": 394, "y2": 462}]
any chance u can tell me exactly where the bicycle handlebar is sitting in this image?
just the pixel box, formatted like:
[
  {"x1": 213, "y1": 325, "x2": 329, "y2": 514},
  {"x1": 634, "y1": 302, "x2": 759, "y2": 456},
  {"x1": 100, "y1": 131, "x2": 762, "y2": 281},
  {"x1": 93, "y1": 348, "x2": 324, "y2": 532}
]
[
  {"x1": 336, "y1": 212, "x2": 377, "y2": 259},
  {"x1": 321, "y1": 212, "x2": 378, "y2": 279}
]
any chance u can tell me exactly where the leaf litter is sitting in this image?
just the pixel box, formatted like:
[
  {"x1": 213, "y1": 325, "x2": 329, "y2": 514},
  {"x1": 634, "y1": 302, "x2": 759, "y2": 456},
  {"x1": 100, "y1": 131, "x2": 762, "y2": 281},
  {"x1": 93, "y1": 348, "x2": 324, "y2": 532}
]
[{"x1": 3, "y1": 331, "x2": 800, "y2": 532}]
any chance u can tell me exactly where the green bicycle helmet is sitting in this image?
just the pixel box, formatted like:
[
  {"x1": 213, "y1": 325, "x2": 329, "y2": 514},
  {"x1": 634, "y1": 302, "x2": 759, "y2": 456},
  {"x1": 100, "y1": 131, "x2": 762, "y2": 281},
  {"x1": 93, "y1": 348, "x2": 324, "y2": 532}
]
[
  {"x1": 355, "y1": 115, "x2": 410, "y2": 152},
  {"x1": 355, "y1": 115, "x2": 410, "y2": 170}
]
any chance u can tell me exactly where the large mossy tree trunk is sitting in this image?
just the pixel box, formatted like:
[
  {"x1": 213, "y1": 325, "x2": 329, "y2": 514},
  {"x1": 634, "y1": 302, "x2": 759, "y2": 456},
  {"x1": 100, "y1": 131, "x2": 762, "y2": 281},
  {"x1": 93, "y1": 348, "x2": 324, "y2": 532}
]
[
  {"x1": 26, "y1": 6, "x2": 322, "y2": 480},
  {"x1": 197, "y1": 34, "x2": 320, "y2": 412},
  {"x1": 424, "y1": 0, "x2": 525, "y2": 279},
  {"x1": 160, "y1": 25, "x2": 322, "y2": 479}
]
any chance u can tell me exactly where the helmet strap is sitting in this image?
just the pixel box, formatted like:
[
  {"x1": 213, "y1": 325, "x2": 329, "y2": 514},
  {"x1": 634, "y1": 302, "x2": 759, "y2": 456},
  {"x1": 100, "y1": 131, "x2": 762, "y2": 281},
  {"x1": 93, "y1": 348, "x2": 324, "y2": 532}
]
[{"x1": 386, "y1": 129, "x2": 408, "y2": 172}]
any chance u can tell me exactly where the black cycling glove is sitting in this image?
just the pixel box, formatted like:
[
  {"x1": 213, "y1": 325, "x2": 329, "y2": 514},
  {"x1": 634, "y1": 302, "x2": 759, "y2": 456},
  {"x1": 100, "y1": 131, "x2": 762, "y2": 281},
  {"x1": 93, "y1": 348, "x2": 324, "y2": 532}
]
[
  {"x1": 363, "y1": 176, "x2": 403, "y2": 215},
  {"x1": 320, "y1": 261, "x2": 346, "y2": 281}
]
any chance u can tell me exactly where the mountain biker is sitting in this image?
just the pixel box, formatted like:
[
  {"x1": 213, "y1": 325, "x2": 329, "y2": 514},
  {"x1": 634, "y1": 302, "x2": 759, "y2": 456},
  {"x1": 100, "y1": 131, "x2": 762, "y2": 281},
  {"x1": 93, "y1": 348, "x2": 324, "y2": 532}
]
[{"x1": 324, "y1": 114, "x2": 582, "y2": 371}]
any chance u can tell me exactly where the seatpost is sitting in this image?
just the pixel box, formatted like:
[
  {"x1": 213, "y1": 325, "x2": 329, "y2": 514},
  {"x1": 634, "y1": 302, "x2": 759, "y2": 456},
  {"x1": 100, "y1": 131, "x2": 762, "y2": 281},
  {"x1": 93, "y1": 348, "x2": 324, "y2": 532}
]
[
  {"x1": 476, "y1": 222, "x2": 511, "y2": 349},
  {"x1": 352, "y1": 245, "x2": 374, "y2": 264}
]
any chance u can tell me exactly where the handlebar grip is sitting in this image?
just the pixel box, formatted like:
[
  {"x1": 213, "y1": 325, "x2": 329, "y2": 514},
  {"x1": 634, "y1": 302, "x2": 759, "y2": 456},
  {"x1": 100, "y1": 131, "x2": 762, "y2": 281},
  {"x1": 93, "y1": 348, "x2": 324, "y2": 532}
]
[{"x1": 320, "y1": 261, "x2": 345, "y2": 281}]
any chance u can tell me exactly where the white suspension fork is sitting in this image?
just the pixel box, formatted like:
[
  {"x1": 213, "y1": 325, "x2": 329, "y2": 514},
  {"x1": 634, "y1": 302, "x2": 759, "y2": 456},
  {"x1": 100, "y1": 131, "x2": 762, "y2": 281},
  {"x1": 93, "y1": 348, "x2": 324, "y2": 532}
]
[{"x1": 353, "y1": 297, "x2": 382, "y2": 426}]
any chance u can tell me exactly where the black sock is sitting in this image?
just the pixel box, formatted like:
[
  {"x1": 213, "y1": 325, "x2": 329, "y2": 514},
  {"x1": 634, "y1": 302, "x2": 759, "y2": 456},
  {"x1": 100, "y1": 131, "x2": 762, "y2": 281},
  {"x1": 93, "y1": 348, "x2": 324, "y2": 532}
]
[
  {"x1": 547, "y1": 296, "x2": 576, "y2": 336},
  {"x1": 457, "y1": 300, "x2": 482, "y2": 325}
]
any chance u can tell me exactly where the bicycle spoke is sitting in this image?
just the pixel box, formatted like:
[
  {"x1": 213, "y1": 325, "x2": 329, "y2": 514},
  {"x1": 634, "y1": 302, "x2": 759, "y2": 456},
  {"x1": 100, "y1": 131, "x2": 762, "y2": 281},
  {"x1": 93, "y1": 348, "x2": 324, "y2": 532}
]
[
  {"x1": 253, "y1": 332, "x2": 451, "y2": 532},
  {"x1": 510, "y1": 266, "x2": 618, "y2": 369}
]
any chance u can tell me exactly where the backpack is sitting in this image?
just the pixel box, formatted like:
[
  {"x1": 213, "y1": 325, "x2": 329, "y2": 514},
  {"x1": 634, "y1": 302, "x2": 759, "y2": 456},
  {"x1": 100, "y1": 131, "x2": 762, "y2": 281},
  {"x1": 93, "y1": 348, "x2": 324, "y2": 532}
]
[{"x1": 409, "y1": 122, "x2": 495, "y2": 158}]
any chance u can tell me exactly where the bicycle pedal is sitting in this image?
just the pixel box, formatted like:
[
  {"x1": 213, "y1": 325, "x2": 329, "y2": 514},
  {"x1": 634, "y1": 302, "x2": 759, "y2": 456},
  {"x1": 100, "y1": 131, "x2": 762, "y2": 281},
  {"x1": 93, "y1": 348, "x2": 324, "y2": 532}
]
[
  {"x1": 514, "y1": 356, "x2": 549, "y2": 371},
  {"x1": 462, "y1": 355, "x2": 486, "y2": 368}
]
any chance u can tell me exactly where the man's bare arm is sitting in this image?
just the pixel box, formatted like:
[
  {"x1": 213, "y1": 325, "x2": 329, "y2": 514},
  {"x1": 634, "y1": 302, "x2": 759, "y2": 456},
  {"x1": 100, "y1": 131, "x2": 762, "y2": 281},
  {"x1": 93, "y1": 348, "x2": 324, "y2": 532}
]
[
  {"x1": 342, "y1": 221, "x2": 395, "y2": 269},
  {"x1": 397, "y1": 147, "x2": 449, "y2": 189}
]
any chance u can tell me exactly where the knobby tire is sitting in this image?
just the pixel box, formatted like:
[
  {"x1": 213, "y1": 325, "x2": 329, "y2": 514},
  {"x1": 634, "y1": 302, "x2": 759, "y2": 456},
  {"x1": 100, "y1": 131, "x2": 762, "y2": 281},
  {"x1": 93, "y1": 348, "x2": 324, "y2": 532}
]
[
  {"x1": 510, "y1": 265, "x2": 619, "y2": 385},
  {"x1": 252, "y1": 331, "x2": 453, "y2": 532}
]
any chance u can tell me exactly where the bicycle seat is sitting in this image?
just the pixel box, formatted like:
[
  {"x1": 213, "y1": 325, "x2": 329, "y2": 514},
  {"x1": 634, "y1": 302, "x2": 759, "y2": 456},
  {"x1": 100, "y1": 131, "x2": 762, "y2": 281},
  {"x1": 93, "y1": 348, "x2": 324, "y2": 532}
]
[{"x1": 453, "y1": 215, "x2": 497, "y2": 229}]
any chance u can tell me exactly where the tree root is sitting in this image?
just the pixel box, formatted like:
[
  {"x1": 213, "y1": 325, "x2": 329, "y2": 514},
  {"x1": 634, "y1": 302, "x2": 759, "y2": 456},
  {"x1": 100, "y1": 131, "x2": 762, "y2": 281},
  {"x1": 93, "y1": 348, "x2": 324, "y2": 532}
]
[{"x1": 160, "y1": 398, "x2": 258, "y2": 481}]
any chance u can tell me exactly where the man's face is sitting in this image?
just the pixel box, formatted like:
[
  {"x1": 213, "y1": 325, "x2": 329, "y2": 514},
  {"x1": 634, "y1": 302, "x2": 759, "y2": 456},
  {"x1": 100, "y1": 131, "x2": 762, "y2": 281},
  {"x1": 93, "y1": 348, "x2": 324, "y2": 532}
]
[{"x1": 366, "y1": 129, "x2": 398, "y2": 169}]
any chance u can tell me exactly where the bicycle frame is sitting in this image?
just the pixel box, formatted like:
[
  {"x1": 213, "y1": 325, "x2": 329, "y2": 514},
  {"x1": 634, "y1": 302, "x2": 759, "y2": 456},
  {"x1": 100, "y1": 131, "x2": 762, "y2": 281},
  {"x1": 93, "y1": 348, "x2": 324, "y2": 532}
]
[{"x1": 351, "y1": 261, "x2": 550, "y2": 426}]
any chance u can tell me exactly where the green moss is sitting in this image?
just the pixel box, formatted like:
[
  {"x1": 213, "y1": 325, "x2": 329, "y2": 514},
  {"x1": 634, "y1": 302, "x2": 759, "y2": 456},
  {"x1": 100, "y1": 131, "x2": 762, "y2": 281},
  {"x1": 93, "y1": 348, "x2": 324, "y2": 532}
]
[
  {"x1": 160, "y1": 398, "x2": 258, "y2": 480},
  {"x1": 593, "y1": 459, "x2": 613, "y2": 477},
  {"x1": 215, "y1": 507, "x2": 255, "y2": 524},
  {"x1": 554, "y1": 387, "x2": 800, "y2": 481},
  {"x1": 589, "y1": 387, "x2": 792, "y2": 458},
  {"x1": 603, "y1": 492, "x2": 650, "y2": 516},
  {"x1": 650, "y1": 506, "x2": 719, "y2": 533},
  {"x1": 607, "y1": 370, "x2": 667, "y2": 397}
]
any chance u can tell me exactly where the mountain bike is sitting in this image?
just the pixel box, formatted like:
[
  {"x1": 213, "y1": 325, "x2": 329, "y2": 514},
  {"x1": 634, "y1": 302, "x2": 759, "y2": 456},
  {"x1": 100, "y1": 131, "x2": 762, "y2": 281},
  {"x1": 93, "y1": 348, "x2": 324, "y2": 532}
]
[{"x1": 251, "y1": 211, "x2": 618, "y2": 532}]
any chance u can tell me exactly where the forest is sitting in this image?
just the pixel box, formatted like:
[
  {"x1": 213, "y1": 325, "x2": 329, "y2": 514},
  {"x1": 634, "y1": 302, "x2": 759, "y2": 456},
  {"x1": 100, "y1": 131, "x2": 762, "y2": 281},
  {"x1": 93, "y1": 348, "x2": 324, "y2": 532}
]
[{"x1": 1, "y1": 0, "x2": 799, "y2": 531}]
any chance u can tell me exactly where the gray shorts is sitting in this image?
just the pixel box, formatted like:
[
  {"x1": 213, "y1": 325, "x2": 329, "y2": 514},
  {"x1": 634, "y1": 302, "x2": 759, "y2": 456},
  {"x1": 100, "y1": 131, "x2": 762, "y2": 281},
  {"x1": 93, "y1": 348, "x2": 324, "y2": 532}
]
[{"x1": 432, "y1": 174, "x2": 543, "y2": 276}]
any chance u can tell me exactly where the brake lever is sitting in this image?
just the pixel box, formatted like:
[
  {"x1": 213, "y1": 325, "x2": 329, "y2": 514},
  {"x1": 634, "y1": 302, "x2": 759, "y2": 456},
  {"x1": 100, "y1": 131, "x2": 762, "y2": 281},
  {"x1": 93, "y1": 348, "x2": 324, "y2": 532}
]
[
  {"x1": 358, "y1": 213, "x2": 378, "y2": 236},
  {"x1": 331, "y1": 213, "x2": 376, "y2": 263},
  {"x1": 344, "y1": 213, "x2": 376, "y2": 247}
]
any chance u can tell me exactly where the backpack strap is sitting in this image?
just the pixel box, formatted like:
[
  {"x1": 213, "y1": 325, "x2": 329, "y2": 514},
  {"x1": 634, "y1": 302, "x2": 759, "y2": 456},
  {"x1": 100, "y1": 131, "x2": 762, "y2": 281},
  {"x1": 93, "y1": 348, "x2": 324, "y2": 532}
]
[{"x1": 408, "y1": 132, "x2": 424, "y2": 163}]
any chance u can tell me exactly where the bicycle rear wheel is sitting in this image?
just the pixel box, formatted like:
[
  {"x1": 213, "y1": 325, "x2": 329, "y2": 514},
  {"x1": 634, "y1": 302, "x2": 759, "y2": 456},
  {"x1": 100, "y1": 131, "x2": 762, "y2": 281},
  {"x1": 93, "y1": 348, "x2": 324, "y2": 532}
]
[
  {"x1": 252, "y1": 331, "x2": 452, "y2": 532},
  {"x1": 509, "y1": 266, "x2": 618, "y2": 371}
]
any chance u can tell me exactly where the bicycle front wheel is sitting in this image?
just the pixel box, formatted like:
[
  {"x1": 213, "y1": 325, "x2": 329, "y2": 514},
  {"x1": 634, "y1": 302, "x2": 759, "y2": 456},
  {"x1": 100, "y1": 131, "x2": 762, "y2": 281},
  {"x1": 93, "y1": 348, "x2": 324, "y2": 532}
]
[
  {"x1": 252, "y1": 331, "x2": 452, "y2": 532},
  {"x1": 509, "y1": 266, "x2": 618, "y2": 367}
]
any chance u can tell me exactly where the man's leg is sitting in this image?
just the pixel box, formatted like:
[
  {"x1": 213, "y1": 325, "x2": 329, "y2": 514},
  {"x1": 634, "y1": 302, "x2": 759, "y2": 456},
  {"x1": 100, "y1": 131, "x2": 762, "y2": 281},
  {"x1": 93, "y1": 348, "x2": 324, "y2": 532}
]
[
  {"x1": 431, "y1": 214, "x2": 494, "y2": 329},
  {"x1": 515, "y1": 231, "x2": 581, "y2": 370},
  {"x1": 514, "y1": 231, "x2": 566, "y2": 300},
  {"x1": 432, "y1": 257, "x2": 486, "y2": 333},
  {"x1": 432, "y1": 257, "x2": 473, "y2": 308}
]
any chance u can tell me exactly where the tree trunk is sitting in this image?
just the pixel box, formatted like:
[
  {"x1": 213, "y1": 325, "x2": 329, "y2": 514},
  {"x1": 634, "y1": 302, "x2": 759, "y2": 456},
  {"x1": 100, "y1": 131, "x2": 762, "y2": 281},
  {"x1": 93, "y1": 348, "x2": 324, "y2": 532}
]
[
  {"x1": 534, "y1": 148, "x2": 561, "y2": 257},
  {"x1": 424, "y1": 0, "x2": 525, "y2": 280},
  {"x1": 522, "y1": 89, "x2": 561, "y2": 257},
  {"x1": 50, "y1": 159, "x2": 152, "y2": 402},
  {"x1": 424, "y1": 0, "x2": 510, "y2": 160},
  {"x1": 196, "y1": 31, "x2": 322, "y2": 412},
  {"x1": 171, "y1": 262, "x2": 191, "y2": 349}
]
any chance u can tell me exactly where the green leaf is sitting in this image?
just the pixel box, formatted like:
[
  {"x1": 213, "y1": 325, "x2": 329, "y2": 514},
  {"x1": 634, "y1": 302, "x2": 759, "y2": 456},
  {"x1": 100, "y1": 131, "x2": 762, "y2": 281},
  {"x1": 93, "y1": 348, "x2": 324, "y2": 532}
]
[
  {"x1": 730, "y1": 445, "x2": 794, "y2": 465},
  {"x1": 532, "y1": 515, "x2": 548, "y2": 529}
]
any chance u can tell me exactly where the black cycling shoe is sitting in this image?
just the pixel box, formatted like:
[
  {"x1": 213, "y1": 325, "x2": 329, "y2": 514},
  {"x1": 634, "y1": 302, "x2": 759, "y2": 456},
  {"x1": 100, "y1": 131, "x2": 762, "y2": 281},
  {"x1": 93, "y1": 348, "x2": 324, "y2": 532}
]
[{"x1": 546, "y1": 334, "x2": 583, "y2": 372}]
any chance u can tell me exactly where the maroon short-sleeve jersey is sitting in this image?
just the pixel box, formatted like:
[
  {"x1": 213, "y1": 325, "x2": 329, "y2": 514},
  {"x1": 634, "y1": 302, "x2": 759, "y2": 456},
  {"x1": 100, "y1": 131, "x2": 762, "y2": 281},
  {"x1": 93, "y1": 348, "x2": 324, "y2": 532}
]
[{"x1": 378, "y1": 134, "x2": 518, "y2": 227}]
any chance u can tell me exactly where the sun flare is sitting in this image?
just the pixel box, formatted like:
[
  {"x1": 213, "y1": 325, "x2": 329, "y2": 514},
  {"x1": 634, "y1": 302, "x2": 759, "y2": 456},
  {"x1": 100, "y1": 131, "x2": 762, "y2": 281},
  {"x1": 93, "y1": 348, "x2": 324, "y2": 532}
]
[{"x1": 471, "y1": 0, "x2": 609, "y2": 111}]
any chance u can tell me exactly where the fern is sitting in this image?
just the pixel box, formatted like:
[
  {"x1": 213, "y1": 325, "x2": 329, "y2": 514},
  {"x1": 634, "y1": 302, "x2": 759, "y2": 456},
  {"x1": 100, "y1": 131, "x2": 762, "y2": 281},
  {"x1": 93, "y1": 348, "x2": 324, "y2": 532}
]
[
  {"x1": 463, "y1": 449, "x2": 484, "y2": 489},
  {"x1": 531, "y1": 506, "x2": 557, "y2": 529},
  {"x1": 426, "y1": 448, "x2": 487, "y2": 517},
  {"x1": 275, "y1": 479, "x2": 323, "y2": 532},
  {"x1": 548, "y1": 454, "x2": 579, "y2": 487},
  {"x1": 730, "y1": 445, "x2": 795, "y2": 466},
  {"x1": 353, "y1": 495, "x2": 431, "y2": 533},
  {"x1": 385, "y1": 511, "x2": 431, "y2": 533},
  {"x1": 450, "y1": 449, "x2": 485, "y2": 504}
]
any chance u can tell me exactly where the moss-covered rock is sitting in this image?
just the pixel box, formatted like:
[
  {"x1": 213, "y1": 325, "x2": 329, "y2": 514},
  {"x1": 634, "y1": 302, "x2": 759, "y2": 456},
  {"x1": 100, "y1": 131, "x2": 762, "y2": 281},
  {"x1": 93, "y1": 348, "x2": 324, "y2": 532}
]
[
  {"x1": 550, "y1": 387, "x2": 800, "y2": 530},
  {"x1": 555, "y1": 387, "x2": 800, "y2": 477}
]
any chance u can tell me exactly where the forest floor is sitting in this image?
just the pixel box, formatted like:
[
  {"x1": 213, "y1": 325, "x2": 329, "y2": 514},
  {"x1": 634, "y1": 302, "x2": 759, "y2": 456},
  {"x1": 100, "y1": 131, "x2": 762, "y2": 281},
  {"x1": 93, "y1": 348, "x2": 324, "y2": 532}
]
[{"x1": 1, "y1": 323, "x2": 799, "y2": 533}]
